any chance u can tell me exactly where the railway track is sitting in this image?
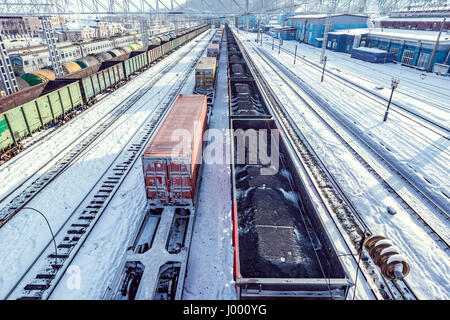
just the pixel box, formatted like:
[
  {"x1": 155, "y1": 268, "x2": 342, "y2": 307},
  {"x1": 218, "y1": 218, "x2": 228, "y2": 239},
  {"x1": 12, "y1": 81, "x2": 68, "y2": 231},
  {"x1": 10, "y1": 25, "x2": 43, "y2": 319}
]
[
  {"x1": 5, "y1": 32, "x2": 212, "y2": 300},
  {"x1": 0, "y1": 31, "x2": 211, "y2": 228},
  {"x1": 260, "y1": 37, "x2": 450, "y2": 139},
  {"x1": 235, "y1": 30, "x2": 434, "y2": 300}
]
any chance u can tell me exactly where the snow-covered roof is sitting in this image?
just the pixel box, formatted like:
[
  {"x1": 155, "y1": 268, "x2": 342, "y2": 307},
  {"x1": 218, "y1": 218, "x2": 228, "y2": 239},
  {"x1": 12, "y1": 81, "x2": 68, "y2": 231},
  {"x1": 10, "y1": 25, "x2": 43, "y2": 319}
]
[
  {"x1": 329, "y1": 28, "x2": 370, "y2": 35},
  {"x1": 287, "y1": 13, "x2": 367, "y2": 20},
  {"x1": 368, "y1": 27, "x2": 450, "y2": 43},
  {"x1": 354, "y1": 47, "x2": 387, "y2": 53},
  {"x1": 54, "y1": 20, "x2": 99, "y2": 31},
  {"x1": 374, "y1": 17, "x2": 449, "y2": 22}
]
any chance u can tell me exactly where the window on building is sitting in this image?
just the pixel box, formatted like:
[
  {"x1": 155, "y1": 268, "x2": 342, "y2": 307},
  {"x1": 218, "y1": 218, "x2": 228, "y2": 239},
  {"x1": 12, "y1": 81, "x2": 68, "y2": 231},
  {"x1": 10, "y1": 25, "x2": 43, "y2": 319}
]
[
  {"x1": 401, "y1": 50, "x2": 415, "y2": 65},
  {"x1": 389, "y1": 47, "x2": 399, "y2": 60},
  {"x1": 417, "y1": 52, "x2": 430, "y2": 69}
]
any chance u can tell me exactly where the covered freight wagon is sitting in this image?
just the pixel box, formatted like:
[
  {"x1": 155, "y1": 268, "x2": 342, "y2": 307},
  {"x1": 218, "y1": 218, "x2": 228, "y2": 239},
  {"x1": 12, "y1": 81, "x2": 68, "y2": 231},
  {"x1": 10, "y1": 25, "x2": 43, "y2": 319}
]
[
  {"x1": 142, "y1": 94, "x2": 208, "y2": 206},
  {"x1": 195, "y1": 57, "x2": 217, "y2": 90},
  {"x1": 207, "y1": 44, "x2": 220, "y2": 59},
  {"x1": 351, "y1": 47, "x2": 394, "y2": 63}
]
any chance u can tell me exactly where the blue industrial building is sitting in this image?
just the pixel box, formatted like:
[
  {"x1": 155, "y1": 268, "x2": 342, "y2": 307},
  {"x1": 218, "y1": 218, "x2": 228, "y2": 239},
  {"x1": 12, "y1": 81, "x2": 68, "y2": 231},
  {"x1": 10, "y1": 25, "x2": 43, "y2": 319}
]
[
  {"x1": 324, "y1": 27, "x2": 450, "y2": 71},
  {"x1": 364, "y1": 29, "x2": 450, "y2": 70},
  {"x1": 284, "y1": 14, "x2": 368, "y2": 46}
]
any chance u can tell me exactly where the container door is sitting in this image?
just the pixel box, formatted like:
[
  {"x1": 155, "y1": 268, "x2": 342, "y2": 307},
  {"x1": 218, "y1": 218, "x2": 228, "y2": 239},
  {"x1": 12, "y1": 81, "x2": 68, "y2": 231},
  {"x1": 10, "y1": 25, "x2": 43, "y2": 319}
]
[
  {"x1": 168, "y1": 159, "x2": 192, "y2": 205},
  {"x1": 143, "y1": 158, "x2": 170, "y2": 204}
]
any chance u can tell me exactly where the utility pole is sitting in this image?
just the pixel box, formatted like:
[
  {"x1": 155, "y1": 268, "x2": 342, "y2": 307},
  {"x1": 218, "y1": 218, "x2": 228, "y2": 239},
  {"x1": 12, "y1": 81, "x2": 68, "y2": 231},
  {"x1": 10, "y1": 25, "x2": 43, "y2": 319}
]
[
  {"x1": 427, "y1": 17, "x2": 446, "y2": 72},
  {"x1": 272, "y1": 33, "x2": 274, "y2": 50}
]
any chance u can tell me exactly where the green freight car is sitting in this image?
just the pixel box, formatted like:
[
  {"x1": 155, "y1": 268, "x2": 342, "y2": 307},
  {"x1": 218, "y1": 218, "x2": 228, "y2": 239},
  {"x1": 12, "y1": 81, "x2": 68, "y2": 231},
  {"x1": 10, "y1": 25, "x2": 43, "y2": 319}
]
[
  {"x1": 124, "y1": 51, "x2": 149, "y2": 77},
  {"x1": 63, "y1": 60, "x2": 125, "y2": 103},
  {"x1": 0, "y1": 79, "x2": 83, "y2": 151}
]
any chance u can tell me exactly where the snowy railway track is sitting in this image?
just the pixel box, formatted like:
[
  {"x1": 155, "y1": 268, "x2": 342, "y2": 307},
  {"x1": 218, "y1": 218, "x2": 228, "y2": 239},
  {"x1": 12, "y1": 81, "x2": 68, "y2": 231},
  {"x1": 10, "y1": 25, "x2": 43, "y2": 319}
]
[
  {"x1": 235, "y1": 32, "x2": 433, "y2": 300},
  {"x1": 0, "y1": 31, "x2": 210, "y2": 228},
  {"x1": 263, "y1": 39, "x2": 450, "y2": 135},
  {"x1": 253, "y1": 47, "x2": 449, "y2": 248},
  {"x1": 4, "y1": 33, "x2": 211, "y2": 300}
]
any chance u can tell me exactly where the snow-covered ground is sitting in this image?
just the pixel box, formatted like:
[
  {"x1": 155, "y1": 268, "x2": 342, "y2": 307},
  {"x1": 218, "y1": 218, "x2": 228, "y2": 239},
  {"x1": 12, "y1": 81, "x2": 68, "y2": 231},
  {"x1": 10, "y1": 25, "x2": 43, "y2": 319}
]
[
  {"x1": 0, "y1": 30, "x2": 214, "y2": 299},
  {"x1": 237, "y1": 31, "x2": 449, "y2": 224},
  {"x1": 183, "y1": 39, "x2": 236, "y2": 300},
  {"x1": 235, "y1": 29, "x2": 449, "y2": 299}
]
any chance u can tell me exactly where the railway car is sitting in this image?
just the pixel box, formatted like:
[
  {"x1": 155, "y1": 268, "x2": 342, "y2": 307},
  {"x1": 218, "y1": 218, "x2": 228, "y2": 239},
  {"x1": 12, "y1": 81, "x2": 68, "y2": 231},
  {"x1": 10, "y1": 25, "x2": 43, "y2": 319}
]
[
  {"x1": 63, "y1": 60, "x2": 125, "y2": 104},
  {"x1": 195, "y1": 57, "x2": 217, "y2": 90},
  {"x1": 142, "y1": 95, "x2": 208, "y2": 206},
  {"x1": 105, "y1": 95, "x2": 209, "y2": 300},
  {"x1": 0, "y1": 79, "x2": 83, "y2": 156},
  {"x1": 207, "y1": 44, "x2": 220, "y2": 59},
  {"x1": 225, "y1": 24, "x2": 351, "y2": 299}
]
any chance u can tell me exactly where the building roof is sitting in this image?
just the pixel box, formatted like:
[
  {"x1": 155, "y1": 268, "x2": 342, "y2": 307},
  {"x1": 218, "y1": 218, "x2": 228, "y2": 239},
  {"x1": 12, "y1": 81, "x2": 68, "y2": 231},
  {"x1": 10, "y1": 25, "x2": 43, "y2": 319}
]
[
  {"x1": 329, "y1": 28, "x2": 370, "y2": 35},
  {"x1": 368, "y1": 27, "x2": 450, "y2": 43},
  {"x1": 374, "y1": 16, "x2": 449, "y2": 22},
  {"x1": 54, "y1": 20, "x2": 99, "y2": 31},
  {"x1": 354, "y1": 47, "x2": 387, "y2": 53},
  {"x1": 287, "y1": 13, "x2": 368, "y2": 20}
]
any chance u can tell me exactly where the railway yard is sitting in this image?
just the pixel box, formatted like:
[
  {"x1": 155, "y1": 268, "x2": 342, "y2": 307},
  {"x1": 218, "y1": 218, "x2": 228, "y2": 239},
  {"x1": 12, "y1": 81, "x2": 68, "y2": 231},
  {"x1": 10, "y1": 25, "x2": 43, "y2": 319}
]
[{"x1": 0, "y1": 17, "x2": 449, "y2": 301}]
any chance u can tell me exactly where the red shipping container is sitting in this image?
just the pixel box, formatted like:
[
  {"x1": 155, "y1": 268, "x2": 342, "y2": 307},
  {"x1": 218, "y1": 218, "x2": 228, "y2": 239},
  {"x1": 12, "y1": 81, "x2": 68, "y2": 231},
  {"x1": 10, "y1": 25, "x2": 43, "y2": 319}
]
[{"x1": 142, "y1": 94, "x2": 208, "y2": 206}]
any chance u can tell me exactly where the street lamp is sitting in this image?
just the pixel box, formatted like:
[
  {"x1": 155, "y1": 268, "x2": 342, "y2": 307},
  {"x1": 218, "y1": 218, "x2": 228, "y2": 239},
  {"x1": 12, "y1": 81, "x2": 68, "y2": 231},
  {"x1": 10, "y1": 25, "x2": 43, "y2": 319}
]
[{"x1": 383, "y1": 77, "x2": 400, "y2": 122}]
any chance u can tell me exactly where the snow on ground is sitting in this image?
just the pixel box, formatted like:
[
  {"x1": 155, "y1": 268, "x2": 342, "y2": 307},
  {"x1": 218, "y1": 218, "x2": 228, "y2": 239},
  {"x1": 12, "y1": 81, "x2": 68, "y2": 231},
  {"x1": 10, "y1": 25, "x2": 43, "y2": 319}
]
[
  {"x1": 238, "y1": 31, "x2": 449, "y2": 222},
  {"x1": 0, "y1": 30, "x2": 214, "y2": 299},
  {"x1": 236, "y1": 30, "x2": 450, "y2": 299},
  {"x1": 183, "y1": 40, "x2": 236, "y2": 300}
]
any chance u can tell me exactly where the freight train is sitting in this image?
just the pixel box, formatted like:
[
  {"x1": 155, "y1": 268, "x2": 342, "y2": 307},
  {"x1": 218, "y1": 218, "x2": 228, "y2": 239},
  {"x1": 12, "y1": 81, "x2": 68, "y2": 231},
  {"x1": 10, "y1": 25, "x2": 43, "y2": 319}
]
[
  {"x1": 104, "y1": 27, "x2": 223, "y2": 300},
  {"x1": 0, "y1": 25, "x2": 210, "y2": 162},
  {"x1": 9, "y1": 29, "x2": 178, "y2": 76},
  {"x1": 10, "y1": 29, "x2": 197, "y2": 90},
  {"x1": 225, "y1": 24, "x2": 352, "y2": 299}
]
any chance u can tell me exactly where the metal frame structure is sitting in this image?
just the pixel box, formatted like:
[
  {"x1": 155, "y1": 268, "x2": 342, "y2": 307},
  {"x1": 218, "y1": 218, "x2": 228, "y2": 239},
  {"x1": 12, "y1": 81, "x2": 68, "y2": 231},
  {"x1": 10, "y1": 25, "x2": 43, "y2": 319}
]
[
  {"x1": 40, "y1": 17, "x2": 64, "y2": 78},
  {"x1": 140, "y1": 19, "x2": 149, "y2": 47},
  {"x1": 0, "y1": 35, "x2": 19, "y2": 95},
  {"x1": 0, "y1": 0, "x2": 448, "y2": 16}
]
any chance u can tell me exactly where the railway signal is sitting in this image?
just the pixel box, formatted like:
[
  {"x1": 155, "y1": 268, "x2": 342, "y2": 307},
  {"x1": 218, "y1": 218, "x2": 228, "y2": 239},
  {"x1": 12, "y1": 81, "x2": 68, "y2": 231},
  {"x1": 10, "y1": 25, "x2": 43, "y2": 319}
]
[{"x1": 383, "y1": 77, "x2": 400, "y2": 122}]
